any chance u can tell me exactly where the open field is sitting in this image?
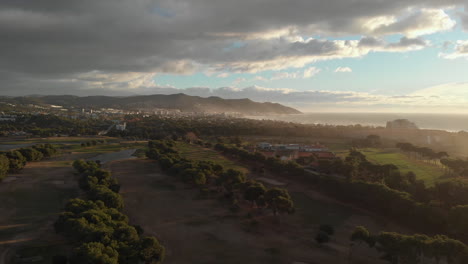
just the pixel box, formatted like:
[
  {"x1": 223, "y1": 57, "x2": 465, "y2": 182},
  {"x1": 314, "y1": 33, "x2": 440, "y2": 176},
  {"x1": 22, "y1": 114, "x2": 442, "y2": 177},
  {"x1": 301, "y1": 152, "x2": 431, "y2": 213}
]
[
  {"x1": 0, "y1": 154, "x2": 80, "y2": 264},
  {"x1": 110, "y1": 158, "x2": 404, "y2": 264},
  {"x1": 0, "y1": 138, "x2": 145, "y2": 263},
  {"x1": 175, "y1": 142, "x2": 250, "y2": 173},
  {"x1": 359, "y1": 148, "x2": 445, "y2": 186}
]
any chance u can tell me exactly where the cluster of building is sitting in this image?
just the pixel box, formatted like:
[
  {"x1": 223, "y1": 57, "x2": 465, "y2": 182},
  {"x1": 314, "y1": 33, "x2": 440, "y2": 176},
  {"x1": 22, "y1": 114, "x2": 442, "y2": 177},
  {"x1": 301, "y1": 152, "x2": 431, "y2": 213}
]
[
  {"x1": 0, "y1": 114, "x2": 17, "y2": 122},
  {"x1": 255, "y1": 142, "x2": 336, "y2": 163}
]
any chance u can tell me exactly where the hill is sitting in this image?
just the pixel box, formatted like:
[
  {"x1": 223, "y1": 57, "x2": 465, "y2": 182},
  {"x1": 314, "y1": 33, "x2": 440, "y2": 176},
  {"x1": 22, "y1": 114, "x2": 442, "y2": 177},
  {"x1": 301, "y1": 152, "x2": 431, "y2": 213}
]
[{"x1": 1, "y1": 94, "x2": 301, "y2": 115}]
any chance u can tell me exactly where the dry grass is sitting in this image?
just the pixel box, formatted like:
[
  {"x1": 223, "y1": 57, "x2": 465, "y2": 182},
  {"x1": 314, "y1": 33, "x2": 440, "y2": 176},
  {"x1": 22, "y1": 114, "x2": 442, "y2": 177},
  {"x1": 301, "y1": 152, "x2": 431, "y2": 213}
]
[{"x1": 110, "y1": 158, "x2": 394, "y2": 264}]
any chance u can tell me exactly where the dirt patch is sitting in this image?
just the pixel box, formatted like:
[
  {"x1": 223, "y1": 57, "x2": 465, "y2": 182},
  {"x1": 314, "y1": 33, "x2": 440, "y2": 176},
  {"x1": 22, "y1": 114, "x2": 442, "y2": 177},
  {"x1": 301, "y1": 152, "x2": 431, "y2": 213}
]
[{"x1": 0, "y1": 153, "x2": 80, "y2": 264}]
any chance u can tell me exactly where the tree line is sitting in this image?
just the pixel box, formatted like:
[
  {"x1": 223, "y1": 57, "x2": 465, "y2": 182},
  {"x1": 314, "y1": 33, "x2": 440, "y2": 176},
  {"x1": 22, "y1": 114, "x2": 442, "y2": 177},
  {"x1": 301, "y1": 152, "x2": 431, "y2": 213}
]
[
  {"x1": 0, "y1": 143, "x2": 57, "y2": 181},
  {"x1": 396, "y1": 142, "x2": 449, "y2": 163},
  {"x1": 108, "y1": 115, "x2": 386, "y2": 140},
  {"x1": 146, "y1": 140, "x2": 295, "y2": 217},
  {"x1": 0, "y1": 114, "x2": 112, "y2": 137},
  {"x1": 351, "y1": 226, "x2": 468, "y2": 264},
  {"x1": 207, "y1": 142, "x2": 468, "y2": 243},
  {"x1": 53, "y1": 160, "x2": 165, "y2": 264}
]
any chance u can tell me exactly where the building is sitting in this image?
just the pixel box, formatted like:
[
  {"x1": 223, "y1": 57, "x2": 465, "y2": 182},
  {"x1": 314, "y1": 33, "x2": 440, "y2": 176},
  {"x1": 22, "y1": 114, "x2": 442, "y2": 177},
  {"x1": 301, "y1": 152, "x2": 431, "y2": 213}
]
[
  {"x1": 386, "y1": 119, "x2": 418, "y2": 129},
  {"x1": 116, "y1": 122, "x2": 127, "y2": 131},
  {"x1": 258, "y1": 142, "x2": 273, "y2": 150},
  {"x1": 256, "y1": 142, "x2": 335, "y2": 162}
]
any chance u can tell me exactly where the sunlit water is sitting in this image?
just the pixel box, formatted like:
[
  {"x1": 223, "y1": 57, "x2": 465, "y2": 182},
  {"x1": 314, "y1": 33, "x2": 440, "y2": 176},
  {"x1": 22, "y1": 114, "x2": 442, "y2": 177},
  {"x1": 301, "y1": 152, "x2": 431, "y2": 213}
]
[{"x1": 247, "y1": 113, "x2": 468, "y2": 132}]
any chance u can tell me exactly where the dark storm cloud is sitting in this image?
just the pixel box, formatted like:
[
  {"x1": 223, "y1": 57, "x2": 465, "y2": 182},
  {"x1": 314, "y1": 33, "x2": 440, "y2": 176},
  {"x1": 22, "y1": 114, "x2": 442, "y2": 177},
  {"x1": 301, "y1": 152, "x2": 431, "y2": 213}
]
[{"x1": 0, "y1": 0, "x2": 464, "y2": 95}]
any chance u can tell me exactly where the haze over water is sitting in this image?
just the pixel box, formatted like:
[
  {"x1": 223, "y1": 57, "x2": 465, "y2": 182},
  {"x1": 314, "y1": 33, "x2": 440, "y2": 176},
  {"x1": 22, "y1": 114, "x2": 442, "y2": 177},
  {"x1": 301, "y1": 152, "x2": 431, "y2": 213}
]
[{"x1": 249, "y1": 113, "x2": 468, "y2": 132}]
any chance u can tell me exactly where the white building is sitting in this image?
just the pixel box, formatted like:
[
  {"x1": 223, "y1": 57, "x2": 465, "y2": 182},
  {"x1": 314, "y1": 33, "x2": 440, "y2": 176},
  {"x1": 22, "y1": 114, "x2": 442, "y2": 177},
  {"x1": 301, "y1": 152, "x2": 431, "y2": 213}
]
[{"x1": 116, "y1": 122, "x2": 127, "y2": 131}]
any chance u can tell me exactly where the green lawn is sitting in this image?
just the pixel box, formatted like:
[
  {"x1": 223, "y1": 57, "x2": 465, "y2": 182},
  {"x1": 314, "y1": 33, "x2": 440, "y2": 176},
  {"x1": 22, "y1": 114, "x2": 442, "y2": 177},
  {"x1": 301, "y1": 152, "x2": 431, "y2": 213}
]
[
  {"x1": 361, "y1": 148, "x2": 445, "y2": 186},
  {"x1": 175, "y1": 142, "x2": 249, "y2": 173}
]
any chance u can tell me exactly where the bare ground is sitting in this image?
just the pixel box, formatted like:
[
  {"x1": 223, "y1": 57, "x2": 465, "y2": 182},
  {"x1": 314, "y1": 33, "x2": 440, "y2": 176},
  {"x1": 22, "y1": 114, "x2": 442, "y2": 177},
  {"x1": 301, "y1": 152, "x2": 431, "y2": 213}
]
[{"x1": 0, "y1": 153, "x2": 83, "y2": 264}]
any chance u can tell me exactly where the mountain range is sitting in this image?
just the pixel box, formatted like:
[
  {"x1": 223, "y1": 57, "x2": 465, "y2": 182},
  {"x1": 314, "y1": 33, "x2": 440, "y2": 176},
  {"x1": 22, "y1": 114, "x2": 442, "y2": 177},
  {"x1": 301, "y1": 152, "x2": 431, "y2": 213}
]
[{"x1": 1, "y1": 94, "x2": 301, "y2": 115}]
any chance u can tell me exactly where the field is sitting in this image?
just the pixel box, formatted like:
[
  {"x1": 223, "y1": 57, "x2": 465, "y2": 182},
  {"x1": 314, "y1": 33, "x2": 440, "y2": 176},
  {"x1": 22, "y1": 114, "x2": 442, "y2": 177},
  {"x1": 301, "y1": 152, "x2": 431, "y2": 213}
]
[
  {"x1": 0, "y1": 137, "x2": 145, "y2": 263},
  {"x1": 0, "y1": 154, "x2": 80, "y2": 264},
  {"x1": 0, "y1": 136, "x2": 418, "y2": 263},
  {"x1": 175, "y1": 142, "x2": 249, "y2": 173},
  {"x1": 361, "y1": 148, "x2": 445, "y2": 186},
  {"x1": 110, "y1": 158, "x2": 404, "y2": 264}
]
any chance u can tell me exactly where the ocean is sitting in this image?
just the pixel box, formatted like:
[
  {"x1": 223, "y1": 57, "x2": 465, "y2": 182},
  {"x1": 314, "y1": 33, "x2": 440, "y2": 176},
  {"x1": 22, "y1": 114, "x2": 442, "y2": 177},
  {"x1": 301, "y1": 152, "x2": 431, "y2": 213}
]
[{"x1": 247, "y1": 113, "x2": 468, "y2": 132}]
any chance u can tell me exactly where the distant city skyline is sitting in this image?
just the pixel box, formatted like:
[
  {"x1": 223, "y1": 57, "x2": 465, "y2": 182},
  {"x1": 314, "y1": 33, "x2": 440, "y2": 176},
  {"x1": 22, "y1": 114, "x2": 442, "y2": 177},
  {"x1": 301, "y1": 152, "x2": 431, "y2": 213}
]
[{"x1": 1, "y1": 1, "x2": 468, "y2": 112}]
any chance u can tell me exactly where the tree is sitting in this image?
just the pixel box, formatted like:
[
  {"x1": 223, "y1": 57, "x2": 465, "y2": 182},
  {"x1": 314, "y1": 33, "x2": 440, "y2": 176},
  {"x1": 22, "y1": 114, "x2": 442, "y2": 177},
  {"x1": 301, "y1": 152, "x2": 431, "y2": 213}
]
[
  {"x1": 449, "y1": 205, "x2": 468, "y2": 237},
  {"x1": 244, "y1": 183, "x2": 267, "y2": 207},
  {"x1": 87, "y1": 185, "x2": 124, "y2": 210},
  {"x1": 264, "y1": 188, "x2": 294, "y2": 215},
  {"x1": 193, "y1": 172, "x2": 207, "y2": 186},
  {"x1": 4, "y1": 150, "x2": 26, "y2": 172},
  {"x1": 71, "y1": 242, "x2": 119, "y2": 264},
  {"x1": 0, "y1": 154, "x2": 9, "y2": 180},
  {"x1": 219, "y1": 169, "x2": 246, "y2": 192},
  {"x1": 351, "y1": 226, "x2": 375, "y2": 247},
  {"x1": 139, "y1": 236, "x2": 165, "y2": 264},
  {"x1": 18, "y1": 148, "x2": 44, "y2": 162}
]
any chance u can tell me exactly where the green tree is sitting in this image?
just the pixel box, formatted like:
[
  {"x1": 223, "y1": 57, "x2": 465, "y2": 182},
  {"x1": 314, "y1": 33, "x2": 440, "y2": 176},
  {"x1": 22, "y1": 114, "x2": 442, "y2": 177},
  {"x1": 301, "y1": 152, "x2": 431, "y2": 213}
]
[
  {"x1": 244, "y1": 183, "x2": 267, "y2": 207},
  {"x1": 18, "y1": 148, "x2": 44, "y2": 162},
  {"x1": 71, "y1": 242, "x2": 119, "y2": 264},
  {"x1": 139, "y1": 237, "x2": 165, "y2": 264},
  {"x1": 0, "y1": 154, "x2": 10, "y2": 180},
  {"x1": 264, "y1": 188, "x2": 294, "y2": 215},
  {"x1": 88, "y1": 185, "x2": 124, "y2": 210},
  {"x1": 4, "y1": 150, "x2": 27, "y2": 172}
]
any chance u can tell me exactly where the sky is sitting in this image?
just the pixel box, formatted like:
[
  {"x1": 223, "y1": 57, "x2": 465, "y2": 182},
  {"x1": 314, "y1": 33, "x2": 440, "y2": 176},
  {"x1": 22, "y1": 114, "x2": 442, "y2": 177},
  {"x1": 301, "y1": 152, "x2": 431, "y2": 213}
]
[{"x1": 1, "y1": 0, "x2": 468, "y2": 112}]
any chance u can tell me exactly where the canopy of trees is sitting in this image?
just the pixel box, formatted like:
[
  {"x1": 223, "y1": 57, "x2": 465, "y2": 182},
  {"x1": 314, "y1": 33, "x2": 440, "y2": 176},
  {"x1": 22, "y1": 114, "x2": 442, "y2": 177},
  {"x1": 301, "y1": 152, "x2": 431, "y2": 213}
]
[
  {"x1": 351, "y1": 226, "x2": 468, "y2": 264},
  {"x1": 56, "y1": 160, "x2": 165, "y2": 264},
  {"x1": 146, "y1": 140, "x2": 295, "y2": 217}
]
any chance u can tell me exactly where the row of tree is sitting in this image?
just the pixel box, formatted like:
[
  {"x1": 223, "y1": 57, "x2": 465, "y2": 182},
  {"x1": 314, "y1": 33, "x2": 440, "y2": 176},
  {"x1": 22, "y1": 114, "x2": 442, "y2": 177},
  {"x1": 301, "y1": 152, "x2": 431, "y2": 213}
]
[
  {"x1": 396, "y1": 142, "x2": 448, "y2": 163},
  {"x1": 440, "y1": 158, "x2": 468, "y2": 177},
  {"x1": 0, "y1": 114, "x2": 113, "y2": 137},
  {"x1": 351, "y1": 226, "x2": 468, "y2": 264},
  {"x1": 214, "y1": 143, "x2": 305, "y2": 177},
  {"x1": 80, "y1": 139, "x2": 107, "y2": 147},
  {"x1": 54, "y1": 160, "x2": 165, "y2": 264},
  {"x1": 212, "y1": 140, "x2": 468, "y2": 243},
  {"x1": 0, "y1": 143, "x2": 57, "y2": 180},
  {"x1": 146, "y1": 140, "x2": 295, "y2": 216}
]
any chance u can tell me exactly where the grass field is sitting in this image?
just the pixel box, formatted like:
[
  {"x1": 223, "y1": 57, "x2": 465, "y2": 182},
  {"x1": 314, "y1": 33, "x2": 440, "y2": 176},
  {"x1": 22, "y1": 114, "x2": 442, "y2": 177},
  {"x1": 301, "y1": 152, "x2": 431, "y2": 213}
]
[
  {"x1": 361, "y1": 148, "x2": 445, "y2": 186},
  {"x1": 175, "y1": 142, "x2": 249, "y2": 173}
]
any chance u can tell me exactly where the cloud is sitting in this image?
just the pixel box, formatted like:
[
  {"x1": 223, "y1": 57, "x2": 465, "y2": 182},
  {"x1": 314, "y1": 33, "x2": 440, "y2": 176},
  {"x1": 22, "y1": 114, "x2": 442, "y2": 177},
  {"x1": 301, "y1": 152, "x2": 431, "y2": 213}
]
[
  {"x1": 370, "y1": 9, "x2": 456, "y2": 37},
  {"x1": 439, "y1": 40, "x2": 468, "y2": 59},
  {"x1": 335, "y1": 67, "x2": 353, "y2": 73},
  {"x1": 270, "y1": 67, "x2": 321, "y2": 80},
  {"x1": 460, "y1": 9, "x2": 468, "y2": 31},
  {"x1": 303, "y1": 67, "x2": 321, "y2": 78},
  {"x1": 216, "y1": 72, "x2": 230, "y2": 78},
  {"x1": 0, "y1": 0, "x2": 462, "y2": 95}
]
